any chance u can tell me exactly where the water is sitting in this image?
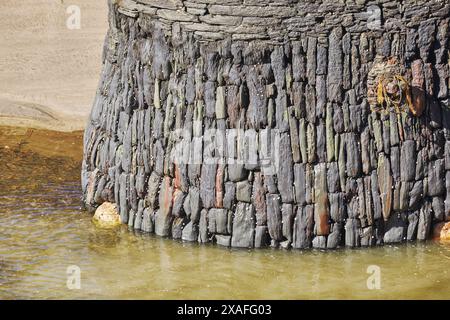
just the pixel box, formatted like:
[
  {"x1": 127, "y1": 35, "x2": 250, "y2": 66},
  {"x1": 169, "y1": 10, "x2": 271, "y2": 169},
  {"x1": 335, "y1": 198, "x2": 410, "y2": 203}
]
[{"x1": 0, "y1": 127, "x2": 449, "y2": 300}]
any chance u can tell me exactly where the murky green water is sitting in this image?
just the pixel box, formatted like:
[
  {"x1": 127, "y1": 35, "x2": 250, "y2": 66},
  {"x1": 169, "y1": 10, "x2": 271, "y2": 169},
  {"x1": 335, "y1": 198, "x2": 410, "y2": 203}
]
[{"x1": 0, "y1": 127, "x2": 449, "y2": 300}]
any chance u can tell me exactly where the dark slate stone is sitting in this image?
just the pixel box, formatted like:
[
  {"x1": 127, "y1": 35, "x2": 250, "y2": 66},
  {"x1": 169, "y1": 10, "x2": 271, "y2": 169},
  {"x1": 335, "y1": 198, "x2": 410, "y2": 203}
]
[
  {"x1": 215, "y1": 235, "x2": 232, "y2": 247},
  {"x1": 200, "y1": 164, "x2": 216, "y2": 209},
  {"x1": 292, "y1": 205, "x2": 314, "y2": 249},
  {"x1": 327, "y1": 27, "x2": 343, "y2": 103},
  {"x1": 360, "y1": 226, "x2": 374, "y2": 247},
  {"x1": 198, "y1": 209, "x2": 209, "y2": 243},
  {"x1": 344, "y1": 218, "x2": 360, "y2": 248},
  {"x1": 189, "y1": 187, "x2": 202, "y2": 223},
  {"x1": 155, "y1": 177, "x2": 173, "y2": 237},
  {"x1": 383, "y1": 213, "x2": 407, "y2": 244},
  {"x1": 312, "y1": 236, "x2": 327, "y2": 249},
  {"x1": 172, "y1": 217, "x2": 187, "y2": 240},
  {"x1": 231, "y1": 202, "x2": 256, "y2": 248},
  {"x1": 390, "y1": 146, "x2": 400, "y2": 181},
  {"x1": 294, "y1": 163, "x2": 306, "y2": 205},
  {"x1": 182, "y1": 221, "x2": 199, "y2": 242},
  {"x1": 277, "y1": 133, "x2": 294, "y2": 203},
  {"x1": 432, "y1": 197, "x2": 445, "y2": 221},
  {"x1": 254, "y1": 226, "x2": 270, "y2": 248},
  {"x1": 327, "y1": 162, "x2": 340, "y2": 193},
  {"x1": 417, "y1": 201, "x2": 433, "y2": 241},
  {"x1": 370, "y1": 171, "x2": 382, "y2": 221},
  {"x1": 252, "y1": 172, "x2": 267, "y2": 226},
  {"x1": 141, "y1": 208, "x2": 154, "y2": 233},
  {"x1": 327, "y1": 223, "x2": 342, "y2": 249},
  {"x1": 236, "y1": 180, "x2": 252, "y2": 203},
  {"x1": 409, "y1": 180, "x2": 424, "y2": 210},
  {"x1": 400, "y1": 140, "x2": 416, "y2": 182},
  {"x1": 407, "y1": 212, "x2": 419, "y2": 241},
  {"x1": 427, "y1": 160, "x2": 445, "y2": 196},
  {"x1": 314, "y1": 163, "x2": 330, "y2": 236},
  {"x1": 282, "y1": 204, "x2": 294, "y2": 242},
  {"x1": 345, "y1": 132, "x2": 361, "y2": 178},
  {"x1": 172, "y1": 190, "x2": 186, "y2": 218},
  {"x1": 266, "y1": 194, "x2": 283, "y2": 241},
  {"x1": 223, "y1": 182, "x2": 236, "y2": 210}
]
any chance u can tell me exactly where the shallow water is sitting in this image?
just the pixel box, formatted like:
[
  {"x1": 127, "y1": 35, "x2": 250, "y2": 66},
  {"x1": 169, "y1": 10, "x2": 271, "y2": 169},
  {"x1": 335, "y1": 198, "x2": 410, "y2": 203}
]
[{"x1": 0, "y1": 127, "x2": 449, "y2": 300}]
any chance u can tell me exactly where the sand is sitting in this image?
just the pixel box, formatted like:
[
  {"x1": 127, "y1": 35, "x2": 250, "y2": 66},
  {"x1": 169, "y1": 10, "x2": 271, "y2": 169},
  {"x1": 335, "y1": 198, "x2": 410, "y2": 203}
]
[{"x1": 0, "y1": 0, "x2": 108, "y2": 132}]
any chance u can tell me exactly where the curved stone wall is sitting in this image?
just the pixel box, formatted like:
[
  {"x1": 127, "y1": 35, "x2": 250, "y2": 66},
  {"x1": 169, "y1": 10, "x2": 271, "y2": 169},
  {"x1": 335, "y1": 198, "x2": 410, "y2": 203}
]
[{"x1": 82, "y1": 0, "x2": 450, "y2": 249}]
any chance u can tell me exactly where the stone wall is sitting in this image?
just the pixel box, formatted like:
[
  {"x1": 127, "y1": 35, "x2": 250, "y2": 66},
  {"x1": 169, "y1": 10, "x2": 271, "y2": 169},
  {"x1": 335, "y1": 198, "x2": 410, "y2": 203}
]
[{"x1": 82, "y1": 0, "x2": 450, "y2": 249}]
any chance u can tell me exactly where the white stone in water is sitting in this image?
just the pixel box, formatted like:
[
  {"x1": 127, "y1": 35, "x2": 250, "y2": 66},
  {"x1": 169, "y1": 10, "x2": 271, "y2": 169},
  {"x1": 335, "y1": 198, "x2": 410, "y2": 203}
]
[{"x1": 93, "y1": 202, "x2": 122, "y2": 228}]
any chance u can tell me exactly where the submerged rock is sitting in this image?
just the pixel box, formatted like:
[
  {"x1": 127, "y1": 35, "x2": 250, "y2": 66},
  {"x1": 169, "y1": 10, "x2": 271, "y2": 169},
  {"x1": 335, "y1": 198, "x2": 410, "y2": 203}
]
[
  {"x1": 433, "y1": 222, "x2": 450, "y2": 243},
  {"x1": 93, "y1": 202, "x2": 121, "y2": 228}
]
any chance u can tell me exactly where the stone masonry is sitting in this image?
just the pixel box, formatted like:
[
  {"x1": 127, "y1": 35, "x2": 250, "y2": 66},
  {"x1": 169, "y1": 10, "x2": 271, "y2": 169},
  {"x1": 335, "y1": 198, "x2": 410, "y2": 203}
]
[{"x1": 82, "y1": 0, "x2": 450, "y2": 249}]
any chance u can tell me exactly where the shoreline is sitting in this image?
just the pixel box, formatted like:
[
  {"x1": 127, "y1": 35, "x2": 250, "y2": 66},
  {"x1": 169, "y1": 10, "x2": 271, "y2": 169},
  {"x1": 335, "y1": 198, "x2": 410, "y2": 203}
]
[{"x1": 0, "y1": 96, "x2": 88, "y2": 133}]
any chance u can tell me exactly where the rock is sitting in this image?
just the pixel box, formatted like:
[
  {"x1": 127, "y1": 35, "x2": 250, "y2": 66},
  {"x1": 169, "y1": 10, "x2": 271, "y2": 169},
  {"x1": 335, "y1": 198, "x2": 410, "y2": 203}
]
[
  {"x1": 400, "y1": 140, "x2": 416, "y2": 182},
  {"x1": 345, "y1": 218, "x2": 360, "y2": 248},
  {"x1": 155, "y1": 177, "x2": 173, "y2": 237},
  {"x1": 383, "y1": 214, "x2": 407, "y2": 244},
  {"x1": 312, "y1": 236, "x2": 327, "y2": 249},
  {"x1": 327, "y1": 223, "x2": 342, "y2": 249},
  {"x1": 277, "y1": 133, "x2": 294, "y2": 203},
  {"x1": 314, "y1": 163, "x2": 330, "y2": 236},
  {"x1": 141, "y1": 208, "x2": 154, "y2": 233},
  {"x1": 231, "y1": 203, "x2": 255, "y2": 248},
  {"x1": 433, "y1": 222, "x2": 450, "y2": 242},
  {"x1": 215, "y1": 235, "x2": 232, "y2": 247},
  {"x1": 266, "y1": 194, "x2": 283, "y2": 241},
  {"x1": 82, "y1": 0, "x2": 450, "y2": 252},
  {"x1": 198, "y1": 209, "x2": 209, "y2": 243},
  {"x1": 418, "y1": 201, "x2": 433, "y2": 241},
  {"x1": 92, "y1": 202, "x2": 122, "y2": 228},
  {"x1": 377, "y1": 154, "x2": 393, "y2": 221},
  {"x1": 427, "y1": 160, "x2": 445, "y2": 197},
  {"x1": 182, "y1": 221, "x2": 199, "y2": 242},
  {"x1": 236, "y1": 180, "x2": 252, "y2": 203},
  {"x1": 293, "y1": 205, "x2": 314, "y2": 249},
  {"x1": 254, "y1": 226, "x2": 270, "y2": 248}
]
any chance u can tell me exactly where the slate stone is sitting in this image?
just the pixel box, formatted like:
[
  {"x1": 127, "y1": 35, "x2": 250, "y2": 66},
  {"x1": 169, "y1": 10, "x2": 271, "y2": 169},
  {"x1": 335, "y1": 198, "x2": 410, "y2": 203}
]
[
  {"x1": 275, "y1": 134, "x2": 294, "y2": 204},
  {"x1": 293, "y1": 205, "x2": 314, "y2": 249},
  {"x1": 345, "y1": 218, "x2": 360, "y2": 248},
  {"x1": 141, "y1": 208, "x2": 154, "y2": 233},
  {"x1": 383, "y1": 213, "x2": 407, "y2": 244},
  {"x1": 314, "y1": 163, "x2": 330, "y2": 236},
  {"x1": 236, "y1": 180, "x2": 252, "y2": 203},
  {"x1": 254, "y1": 226, "x2": 270, "y2": 248},
  {"x1": 155, "y1": 177, "x2": 173, "y2": 237},
  {"x1": 407, "y1": 212, "x2": 419, "y2": 241},
  {"x1": 418, "y1": 201, "x2": 433, "y2": 241},
  {"x1": 312, "y1": 236, "x2": 327, "y2": 249},
  {"x1": 377, "y1": 154, "x2": 393, "y2": 221},
  {"x1": 427, "y1": 160, "x2": 445, "y2": 196},
  {"x1": 327, "y1": 222, "x2": 342, "y2": 249},
  {"x1": 282, "y1": 204, "x2": 294, "y2": 242},
  {"x1": 215, "y1": 235, "x2": 232, "y2": 247},
  {"x1": 198, "y1": 209, "x2": 210, "y2": 243},
  {"x1": 182, "y1": 221, "x2": 199, "y2": 242},
  {"x1": 223, "y1": 182, "x2": 236, "y2": 210},
  {"x1": 231, "y1": 203, "x2": 256, "y2": 248},
  {"x1": 400, "y1": 140, "x2": 416, "y2": 182},
  {"x1": 266, "y1": 194, "x2": 283, "y2": 241}
]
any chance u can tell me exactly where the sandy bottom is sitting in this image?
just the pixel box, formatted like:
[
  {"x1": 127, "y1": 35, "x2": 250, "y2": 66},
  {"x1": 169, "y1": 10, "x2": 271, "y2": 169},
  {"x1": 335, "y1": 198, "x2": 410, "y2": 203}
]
[{"x1": 0, "y1": 0, "x2": 108, "y2": 131}]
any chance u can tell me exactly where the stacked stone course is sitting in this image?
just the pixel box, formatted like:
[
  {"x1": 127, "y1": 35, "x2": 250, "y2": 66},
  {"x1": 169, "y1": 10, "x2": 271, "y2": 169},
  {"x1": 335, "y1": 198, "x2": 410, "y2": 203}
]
[{"x1": 82, "y1": 0, "x2": 450, "y2": 249}]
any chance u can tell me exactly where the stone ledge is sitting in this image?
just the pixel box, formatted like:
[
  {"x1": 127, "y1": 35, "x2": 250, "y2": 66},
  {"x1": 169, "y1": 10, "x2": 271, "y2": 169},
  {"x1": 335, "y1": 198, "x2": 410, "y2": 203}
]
[{"x1": 116, "y1": 0, "x2": 450, "y2": 42}]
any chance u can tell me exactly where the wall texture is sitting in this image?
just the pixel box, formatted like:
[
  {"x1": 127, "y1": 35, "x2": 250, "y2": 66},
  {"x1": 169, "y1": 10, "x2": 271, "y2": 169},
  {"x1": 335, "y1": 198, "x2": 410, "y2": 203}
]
[{"x1": 82, "y1": 0, "x2": 450, "y2": 249}]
